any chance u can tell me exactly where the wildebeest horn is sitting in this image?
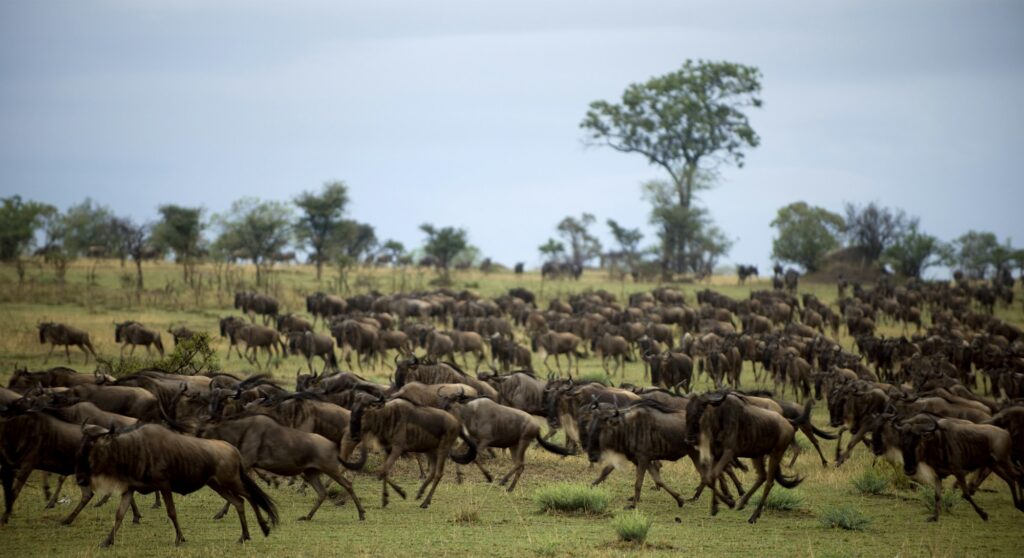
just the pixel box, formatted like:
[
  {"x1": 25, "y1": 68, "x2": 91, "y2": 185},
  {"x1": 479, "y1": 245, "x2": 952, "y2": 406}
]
[{"x1": 706, "y1": 391, "x2": 726, "y2": 403}]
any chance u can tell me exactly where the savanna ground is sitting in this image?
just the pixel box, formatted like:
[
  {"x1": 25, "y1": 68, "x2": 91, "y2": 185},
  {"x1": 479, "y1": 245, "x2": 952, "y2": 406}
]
[{"x1": 1, "y1": 259, "x2": 1022, "y2": 557}]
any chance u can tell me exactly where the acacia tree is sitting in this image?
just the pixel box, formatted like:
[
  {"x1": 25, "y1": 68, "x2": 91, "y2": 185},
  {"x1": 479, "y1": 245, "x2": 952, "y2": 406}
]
[
  {"x1": 294, "y1": 181, "x2": 350, "y2": 280},
  {"x1": 419, "y1": 223, "x2": 467, "y2": 282},
  {"x1": 606, "y1": 219, "x2": 643, "y2": 276},
  {"x1": 111, "y1": 217, "x2": 149, "y2": 289},
  {"x1": 60, "y1": 198, "x2": 116, "y2": 257},
  {"x1": 213, "y1": 198, "x2": 293, "y2": 286},
  {"x1": 582, "y1": 60, "x2": 761, "y2": 273},
  {"x1": 883, "y1": 222, "x2": 940, "y2": 279},
  {"x1": 556, "y1": 213, "x2": 602, "y2": 269},
  {"x1": 538, "y1": 238, "x2": 565, "y2": 263},
  {"x1": 642, "y1": 179, "x2": 732, "y2": 274},
  {"x1": 0, "y1": 196, "x2": 56, "y2": 282},
  {"x1": 770, "y1": 202, "x2": 845, "y2": 272},
  {"x1": 843, "y1": 202, "x2": 911, "y2": 263},
  {"x1": 151, "y1": 205, "x2": 204, "y2": 283}
]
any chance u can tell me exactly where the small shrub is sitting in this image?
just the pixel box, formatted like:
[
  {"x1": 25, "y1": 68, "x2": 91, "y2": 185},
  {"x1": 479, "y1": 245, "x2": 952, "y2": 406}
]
[
  {"x1": 852, "y1": 467, "x2": 889, "y2": 495},
  {"x1": 612, "y1": 510, "x2": 652, "y2": 544},
  {"x1": 754, "y1": 490, "x2": 804, "y2": 511},
  {"x1": 883, "y1": 463, "x2": 915, "y2": 491},
  {"x1": 819, "y1": 505, "x2": 871, "y2": 531},
  {"x1": 534, "y1": 483, "x2": 609, "y2": 515},
  {"x1": 452, "y1": 507, "x2": 481, "y2": 524},
  {"x1": 919, "y1": 486, "x2": 958, "y2": 513},
  {"x1": 532, "y1": 539, "x2": 559, "y2": 557}
]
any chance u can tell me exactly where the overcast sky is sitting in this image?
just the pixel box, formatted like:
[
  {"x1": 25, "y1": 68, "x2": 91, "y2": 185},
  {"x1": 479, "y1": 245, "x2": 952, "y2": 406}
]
[{"x1": 1, "y1": 0, "x2": 1022, "y2": 274}]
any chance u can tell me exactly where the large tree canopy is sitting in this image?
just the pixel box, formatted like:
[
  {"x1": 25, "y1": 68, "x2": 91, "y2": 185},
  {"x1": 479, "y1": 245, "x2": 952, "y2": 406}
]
[
  {"x1": 420, "y1": 223, "x2": 468, "y2": 281},
  {"x1": 151, "y1": 204, "x2": 204, "y2": 281},
  {"x1": 213, "y1": 198, "x2": 293, "y2": 285},
  {"x1": 770, "y1": 202, "x2": 845, "y2": 273},
  {"x1": 294, "y1": 181, "x2": 350, "y2": 280},
  {"x1": 556, "y1": 213, "x2": 602, "y2": 269},
  {"x1": 844, "y1": 202, "x2": 912, "y2": 263},
  {"x1": 581, "y1": 59, "x2": 762, "y2": 209}
]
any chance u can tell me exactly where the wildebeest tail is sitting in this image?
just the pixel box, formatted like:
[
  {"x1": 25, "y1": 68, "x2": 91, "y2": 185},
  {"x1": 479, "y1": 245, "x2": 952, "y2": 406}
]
[
  {"x1": 789, "y1": 400, "x2": 813, "y2": 428},
  {"x1": 810, "y1": 424, "x2": 838, "y2": 440},
  {"x1": 328, "y1": 350, "x2": 338, "y2": 370},
  {"x1": 774, "y1": 466, "x2": 803, "y2": 489},
  {"x1": 451, "y1": 428, "x2": 478, "y2": 465},
  {"x1": 535, "y1": 433, "x2": 573, "y2": 456},
  {"x1": 240, "y1": 470, "x2": 279, "y2": 530}
]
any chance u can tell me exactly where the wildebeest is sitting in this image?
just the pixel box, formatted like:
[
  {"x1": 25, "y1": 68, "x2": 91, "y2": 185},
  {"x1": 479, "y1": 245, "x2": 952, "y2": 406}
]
[
  {"x1": 234, "y1": 291, "x2": 280, "y2": 325},
  {"x1": 645, "y1": 351, "x2": 694, "y2": 393},
  {"x1": 685, "y1": 392, "x2": 808, "y2": 523},
  {"x1": 340, "y1": 396, "x2": 478, "y2": 508},
  {"x1": 7, "y1": 366, "x2": 101, "y2": 393},
  {"x1": 440, "y1": 391, "x2": 572, "y2": 491},
  {"x1": 306, "y1": 292, "x2": 346, "y2": 327},
  {"x1": 167, "y1": 326, "x2": 201, "y2": 347},
  {"x1": 488, "y1": 335, "x2": 533, "y2": 371},
  {"x1": 38, "y1": 322, "x2": 97, "y2": 364},
  {"x1": 286, "y1": 331, "x2": 338, "y2": 373},
  {"x1": 393, "y1": 356, "x2": 499, "y2": 400},
  {"x1": 198, "y1": 414, "x2": 365, "y2": 522},
  {"x1": 76, "y1": 423, "x2": 279, "y2": 546},
  {"x1": 872, "y1": 413, "x2": 1023, "y2": 521},
  {"x1": 737, "y1": 265, "x2": 759, "y2": 285},
  {"x1": 233, "y1": 324, "x2": 284, "y2": 368},
  {"x1": 115, "y1": 321, "x2": 165, "y2": 358},
  {"x1": 276, "y1": 313, "x2": 314, "y2": 334},
  {"x1": 531, "y1": 331, "x2": 584, "y2": 375},
  {"x1": 591, "y1": 332, "x2": 632, "y2": 377},
  {"x1": 55, "y1": 382, "x2": 161, "y2": 422}
]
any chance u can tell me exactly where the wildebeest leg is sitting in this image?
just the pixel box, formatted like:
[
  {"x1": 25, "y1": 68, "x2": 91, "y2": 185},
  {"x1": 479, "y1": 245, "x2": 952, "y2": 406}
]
[
  {"x1": 542, "y1": 353, "x2": 553, "y2": 374},
  {"x1": 591, "y1": 465, "x2": 615, "y2": 487},
  {"x1": 626, "y1": 459, "x2": 649, "y2": 509},
  {"x1": 787, "y1": 439, "x2": 803, "y2": 468},
  {"x1": 704, "y1": 449, "x2": 738, "y2": 515},
  {"x1": 554, "y1": 353, "x2": 562, "y2": 375},
  {"x1": 378, "y1": 448, "x2": 403, "y2": 508},
  {"x1": 419, "y1": 451, "x2": 447, "y2": 509},
  {"x1": 953, "y1": 473, "x2": 988, "y2": 521},
  {"x1": 79, "y1": 343, "x2": 91, "y2": 365},
  {"x1": 833, "y1": 426, "x2": 847, "y2": 463},
  {"x1": 800, "y1": 426, "x2": 829, "y2": 467},
  {"x1": 45, "y1": 475, "x2": 67, "y2": 509},
  {"x1": 414, "y1": 454, "x2": 427, "y2": 480},
  {"x1": 735, "y1": 456, "x2": 767, "y2": 510},
  {"x1": 94, "y1": 493, "x2": 110, "y2": 507},
  {"x1": 1, "y1": 463, "x2": 17, "y2": 525},
  {"x1": 152, "y1": 491, "x2": 162, "y2": 509},
  {"x1": 100, "y1": 491, "x2": 135, "y2": 548},
  {"x1": 298, "y1": 472, "x2": 327, "y2": 521},
  {"x1": 989, "y1": 463, "x2": 1024, "y2": 511},
  {"x1": 836, "y1": 424, "x2": 870, "y2": 466},
  {"x1": 213, "y1": 501, "x2": 231, "y2": 520},
  {"x1": 747, "y1": 455, "x2": 779, "y2": 524},
  {"x1": 927, "y1": 478, "x2": 943, "y2": 522},
  {"x1": 161, "y1": 490, "x2": 186, "y2": 545},
  {"x1": 498, "y1": 439, "x2": 528, "y2": 492},
  {"x1": 473, "y1": 456, "x2": 494, "y2": 484},
  {"x1": 416, "y1": 453, "x2": 439, "y2": 500},
  {"x1": 43, "y1": 342, "x2": 55, "y2": 364},
  {"x1": 323, "y1": 470, "x2": 366, "y2": 520},
  {"x1": 647, "y1": 463, "x2": 685, "y2": 507},
  {"x1": 65, "y1": 344, "x2": 72, "y2": 364},
  {"x1": 60, "y1": 486, "x2": 94, "y2": 526}
]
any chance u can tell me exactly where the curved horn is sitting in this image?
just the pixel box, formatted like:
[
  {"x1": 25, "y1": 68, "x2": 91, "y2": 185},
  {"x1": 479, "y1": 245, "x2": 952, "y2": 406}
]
[{"x1": 706, "y1": 391, "x2": 726, "y2": 403}]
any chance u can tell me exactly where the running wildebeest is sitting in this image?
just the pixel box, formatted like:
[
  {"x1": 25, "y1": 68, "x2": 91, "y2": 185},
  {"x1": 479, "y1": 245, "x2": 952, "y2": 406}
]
[
  {"x1": 114, "y1": 321, "x2": 165, "y2": 358},
  {"x1": 38, "y1": 322, "x2": 97, "y2": 364},
  {"x1": 234, "y1": 292, "x2": 280, "y2": 325},
  {"x1": 76, "y1": 423, "x2": 279, "y2": 547}
]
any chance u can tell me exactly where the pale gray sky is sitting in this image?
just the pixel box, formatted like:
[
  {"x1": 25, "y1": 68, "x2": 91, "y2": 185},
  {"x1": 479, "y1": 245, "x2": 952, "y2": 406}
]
[{"x1": 2, "y1": 0, "x2": 1022, "y2": 274}]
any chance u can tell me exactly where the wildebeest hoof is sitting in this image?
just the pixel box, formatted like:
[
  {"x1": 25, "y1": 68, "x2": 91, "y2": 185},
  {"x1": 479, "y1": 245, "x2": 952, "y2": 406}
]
[
  {"x1": 623, "y1": 504, "x2": 636, "y2": 510},
  {"x1": 358, "y1": 513, "x2": 366, "y2": 521},
  {"x1": 419, "y1": 502, "x2": 430, "y2": 509},
  {"x1": 926, "y1": 516, "x2": 938, "y2": 522},
  {"x1": 978, "y1": 511, "x2": 989, "y2": 521},
  {"x1": 132, "y1": 517, "x2": 141, "y2": 525},
  {"x1": 297, "y1": 516, "x2": 310, "y2": 521},
  {"x1": 100, "y1": 538, "x2": 114, "y2": 548},
  {"x1": 747, "y1": 516, "x2": 759, "y2": 524}
]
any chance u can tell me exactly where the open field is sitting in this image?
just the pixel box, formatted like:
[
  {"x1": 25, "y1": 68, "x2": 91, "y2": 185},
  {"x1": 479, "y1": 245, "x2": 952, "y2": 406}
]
[{"x1": 1, "y1": 260, "x2": 1022, "y2": 557}]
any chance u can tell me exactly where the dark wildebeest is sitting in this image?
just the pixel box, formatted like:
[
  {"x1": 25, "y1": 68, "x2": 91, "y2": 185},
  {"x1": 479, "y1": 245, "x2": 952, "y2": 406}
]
[
  {"x1": 447, "y1": 330, "x2": 487, "y2": 372},
  {"x1": 872, "y1": 413, "x2": 1023, "y2": 521},
  {"x1": 783, "y1": 268, "x2": 799, "y2": 293},
  {"x1": 115, "y1": 321, "x2": 165, "y2": 358},
  {"x1": 234, "y1": 324, "x2": 284, "y2": 368},
  {"x1": 685, "y1": 392, "x2": 809, "y2": 523},
  {"x1": 478, "y1": 370, "x2": 548, "y2": 417},
  {"x1": 531, "y1": 331, "x2": 584, "y2": 375},
  {"x1": 591, "y1": 332, "x2": 632, "y2": 377},
  {"x1": 197, "y1": 414, "x2": 365, "y2": 522},
  {"x1": 219, "y1": 316, "x2": 249, "y2": 359},
  {"x1": 167, "y1": 326, "x2": 200, "y2": 347},
  {"x1": 393, "y1": 356, "x2": 499, "y2": 400},
  {"x1": 234, "y1": 291, "x2": 280, "y2": 325},
  {"x1": 488, "y1": 335, "x2": 532, "y2": 372},
  {"x1": 76, "y1": 423, "x2": 279, "y2": 546},
  {"x1": 645, "y1": 351, "x2": 694, "y2": 393},
  {"x1": 440, "y1": 391, "x2": 572, "y2": 491},
  {"x1": 7, "y1": 366, "x2": 101, "y2": 393},
  {"x1": 306, "y1": 292, "x2": 346, "y2": 327},
  {"x1": 332, "y1": 319, "x2": 379, "y2": 371},
  {"x1": 829, "y1": 381, "x2": 890, "y2": 465},
  {"x1": 737, "y1": 265, "x2": 759, "y2": 285},
  {"x1": 56, "y1": 382, "x2": 161, "y2": 422},
  {"x1": 38, "y1": 322, "x2": 97, "y2": 364},
  {"x1": 276, "y1": 313, "x2": 314, "y2": 334},
  {"x1": 0, "y1": 403, "x2": 140, "y2": 527},
  {"x1": 340, "y1": 396, "x2": 478, "y2": 509},
  {"x1": 286, "y1": 331, "x2": 338, "y2": 373}
]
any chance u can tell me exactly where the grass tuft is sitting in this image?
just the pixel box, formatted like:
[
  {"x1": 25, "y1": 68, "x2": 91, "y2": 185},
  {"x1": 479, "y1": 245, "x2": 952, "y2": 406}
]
[
  {"x1": 452, "y1": 507, "x2": 481, "y2": 524},
  {"x1": 819, "y1": 505, "x2": 871, "y2": 531},
  {"x1": 852, "y1": 466, "x2": 890, "y2": 495},
  {"x1": 612, "y1": 509, "x2": 652, "y2": 544},
  {"x1": 534, "y1": 483, "x2": 609, "y2": 515},
  {"x1": 578, "y1": 371, "x2": 610, "y2": 386},
  {"x1": 918, "y1": 486, "x2": 959, "y2": 513},
  {"x1": 754, "y1": 489, "x2": 804, "y2": 511}
]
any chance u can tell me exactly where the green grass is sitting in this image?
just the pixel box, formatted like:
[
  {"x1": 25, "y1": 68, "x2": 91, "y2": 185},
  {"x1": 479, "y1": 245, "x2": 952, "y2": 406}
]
[
  {"x1": 754, "y1": 490, "x2": 805, "y2": 512},
  {"x1": 819, "y1": 505, "x2": 872, "y2": 531},
  {"x1": 534, "y1": 483, "x2": 610, "y2": 515},
  {"x1": 1, "y1": 259, "x2": 1023, "y2": 556},
  {"x1": 919, "y1": 486, "x2": 960, "y2": 514},
  {"x1": 611, "y1": 510, "x2": 653, "y2": 543},
  {"x1": 852, "y1": 465, "x2": 890, "y2": 495}
]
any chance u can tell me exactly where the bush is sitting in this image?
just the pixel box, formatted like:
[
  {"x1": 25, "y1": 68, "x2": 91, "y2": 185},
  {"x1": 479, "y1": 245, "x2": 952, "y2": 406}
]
[
  {"x1": 534, "y1": 483, "x2": 609, "y2": 515},
  {"x1": 819, "y1": 505, "x2": 871, "y2": 531},
  {"x1": 919, "y1": 486, "x2": 958, "y2": 513},
  {"x1": 852, "y1": 467, "x2": 889, "y2": 495},
  {"x1": 452, "y1": 507, "x2": 480, "y2": 524},
  {"x1": 754, "y1": 490, "x2": 804, "y2": 511},
  {"x1": 612, "y1": 510, "x2": 652, "y2": 544}
]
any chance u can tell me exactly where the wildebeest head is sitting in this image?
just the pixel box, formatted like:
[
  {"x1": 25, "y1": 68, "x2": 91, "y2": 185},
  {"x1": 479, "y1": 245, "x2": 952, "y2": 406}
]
[
  {"x1": 897, "y1": 415, "x2": 939, "y2": 477},
  {"x1": 584, "y1": 403, "x2": 622, "y2": 464},
  {"x1": 75, "y1": 423, "x2": 113, "y2": 487},
  {"x1": 684, "y1": 391, "x2": 726, "y2": 445},
  {"x1": 348, "y1": 394, "x2": 386, "y2": 443},
  {"x1": 38, "y1": 322, "x2": 54, "y2": 344},
  {"x1": 393, "y1": 355, "x2": 419, "y2": 388}
]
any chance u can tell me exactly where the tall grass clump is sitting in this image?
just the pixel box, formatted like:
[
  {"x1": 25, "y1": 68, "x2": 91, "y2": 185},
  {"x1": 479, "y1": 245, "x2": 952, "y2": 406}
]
[
  {"x1": 612, "y1": 510, "x2": 652, "y2": 544},
  {"x1": 754, "y1": 489, "x2": 804, "y2": 511},
  {"x1": 578, "y1": 371, "x2": 610, "y2": 386},
  {"x1": 534, "y1": 483, "x2": 609, "y2": 515},
  {"x1": 919, "y1": 486, "x2": 958, "y2": 513},
  {"x1": 819, "y1": 505, "x2": 871, "y2": 531},
  {"x1": 852, "y1": 466, "x2": 889, "y2": 495}
]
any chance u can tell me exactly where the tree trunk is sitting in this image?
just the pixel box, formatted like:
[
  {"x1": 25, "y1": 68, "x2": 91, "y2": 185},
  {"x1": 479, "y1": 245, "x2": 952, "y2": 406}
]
[
  {"x1": 135, "y1": 258, "x2": 144, "y2": 289},
  {"x1": 15, "y1": 258, "x2": 25, "y2": 283},
  {"x1": 316, "y1": 259, "x2": 323, "y2": 281},
  {"x1": 255, "y1": 260, "x2": 262, "y2": 286}
]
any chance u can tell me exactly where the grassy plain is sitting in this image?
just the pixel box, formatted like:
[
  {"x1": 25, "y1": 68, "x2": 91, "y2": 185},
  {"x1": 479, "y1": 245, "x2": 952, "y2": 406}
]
[{"x1": 0, "y1": 259, "x2": 1021, "y2": 557}]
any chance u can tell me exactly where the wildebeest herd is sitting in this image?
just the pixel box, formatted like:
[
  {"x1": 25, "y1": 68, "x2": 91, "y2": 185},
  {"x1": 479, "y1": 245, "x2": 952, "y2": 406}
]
[{"x1": 4, "y1": 278, "x2": 1024, "y2": 547}]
